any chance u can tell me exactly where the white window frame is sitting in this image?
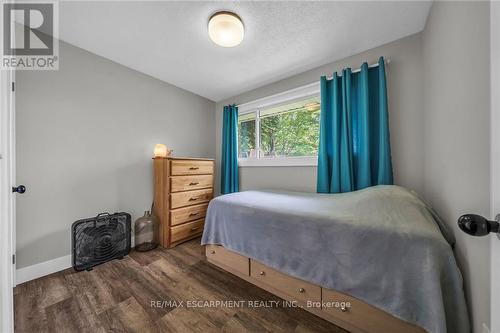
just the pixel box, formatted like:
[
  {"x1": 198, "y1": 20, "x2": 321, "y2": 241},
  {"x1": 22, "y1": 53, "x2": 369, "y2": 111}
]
[{"x1": 237, "y1": 82, "x2": 320, "y2": 167}]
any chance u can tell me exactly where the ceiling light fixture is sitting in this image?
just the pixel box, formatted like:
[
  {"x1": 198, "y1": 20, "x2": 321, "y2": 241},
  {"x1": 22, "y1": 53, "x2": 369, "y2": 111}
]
[{"x1": 208, "y1": 11, "x2": 244, "y2": 47}]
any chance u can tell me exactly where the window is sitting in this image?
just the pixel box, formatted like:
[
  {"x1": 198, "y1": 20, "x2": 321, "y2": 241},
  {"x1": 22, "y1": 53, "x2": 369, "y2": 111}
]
[
  {"x1": 238, "y1": 112, "x2": 256, "y2": 158},
  {"x1": 238, "y1": 94, "x2": 320, "y2": 166}
]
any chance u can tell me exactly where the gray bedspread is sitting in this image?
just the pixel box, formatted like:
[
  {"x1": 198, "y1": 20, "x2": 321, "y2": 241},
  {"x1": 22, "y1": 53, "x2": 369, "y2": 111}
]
[{"x1": 201, "y1": 185, "x2": 469, "y2": 333}]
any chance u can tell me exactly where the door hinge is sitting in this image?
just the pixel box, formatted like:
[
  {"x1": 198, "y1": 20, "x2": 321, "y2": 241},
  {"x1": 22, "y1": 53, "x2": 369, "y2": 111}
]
[
  {"x1": 12, "y1": 254, "x2": 15, "y2": 265},
  {"x1": 11, "y1": 82, "x2": 14, "y2": 92}
]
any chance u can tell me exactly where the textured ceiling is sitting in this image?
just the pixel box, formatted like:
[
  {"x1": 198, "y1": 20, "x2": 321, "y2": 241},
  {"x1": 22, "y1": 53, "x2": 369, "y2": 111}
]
[{"x1": 59, "y1": 1, "x2": 432, "y2": 101}]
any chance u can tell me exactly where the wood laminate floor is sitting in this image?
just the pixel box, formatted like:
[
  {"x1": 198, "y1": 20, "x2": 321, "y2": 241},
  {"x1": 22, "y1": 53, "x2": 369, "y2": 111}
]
[{"x1": 14, "y1": 238, "x2": 348, "y2": 333}]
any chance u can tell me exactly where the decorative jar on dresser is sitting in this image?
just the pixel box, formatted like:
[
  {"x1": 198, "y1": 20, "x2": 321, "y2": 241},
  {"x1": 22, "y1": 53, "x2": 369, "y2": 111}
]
[{"x1": 153, "y1": 157, "x2": 214, "y2": 248}]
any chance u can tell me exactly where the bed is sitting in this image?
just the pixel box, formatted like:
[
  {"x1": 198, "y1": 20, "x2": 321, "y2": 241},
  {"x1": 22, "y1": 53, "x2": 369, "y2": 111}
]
[{"x1": 201, "y1": 185, "x2": 469, "y2": 333}]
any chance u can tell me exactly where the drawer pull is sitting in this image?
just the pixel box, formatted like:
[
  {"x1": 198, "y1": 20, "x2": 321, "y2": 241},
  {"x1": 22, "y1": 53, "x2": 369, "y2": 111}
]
[
  {"x1": 189, "y1": 212, "x2": 199, "y2": 217},
  {"x1": 189, "y1": 167, "x2": 200, "y2": 170},
  {"x1": 190, "y1": 226, "x2": 200, "y2": 231},
  {"x1": 210, "y1": 250, "x2": 215, "y2": 254},
  {"x1": 298, "y1": 288, "x2": 305, "y2": 293},
  {"x1": 189, "y1": 182, "x2": 199, "y2": 186},
  {"x1": 340, "y1": 305, "x2": 348, "y2": 312},
  {"x1": 259, "y1": 271, "x2": 265, "y2": 276},
  {"x1": 188, "y1": 197, "x2": 198, "y2": 201}
]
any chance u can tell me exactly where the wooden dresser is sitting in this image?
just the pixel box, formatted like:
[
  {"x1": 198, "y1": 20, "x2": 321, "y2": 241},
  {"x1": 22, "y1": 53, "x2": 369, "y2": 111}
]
[{"x1": 153, "y1": 157, "x2": 214, "y2": 248}]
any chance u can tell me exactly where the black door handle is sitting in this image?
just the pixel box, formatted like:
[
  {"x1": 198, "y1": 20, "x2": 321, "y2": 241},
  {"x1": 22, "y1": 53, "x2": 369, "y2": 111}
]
[
  {"x1": 458, "y1": 214, "x2": 499, "y2": 236},
  {"x1": 12, "y1": 185, "x2": 26, "y2": 194}
]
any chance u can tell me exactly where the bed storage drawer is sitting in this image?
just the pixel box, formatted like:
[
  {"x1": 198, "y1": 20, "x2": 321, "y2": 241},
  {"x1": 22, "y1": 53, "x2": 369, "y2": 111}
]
[
  {"x1": 170, "y1": 175, "x2": 213, "y2": 192},
  {"x1": 322, "y1": 289, "x2": 422, "y2": 333},
  {"x1": 206, "y1": 245, "x2": 250, "y2": 276},
  {"x1": 250, "y1": 260, "x2": 321, "y2": 304},
  {"x1": 170, "y1": 218, "x2": 204, "y2": 243},
  {"x1": 170, "y1": 160, "x2": 214, "y2": 176},
  {"x1": 170, "y1": 203, "x2": 208, "y2": 226},
  {"x1": 170, "y1": 188, "x2": 213, "y2": 209}
]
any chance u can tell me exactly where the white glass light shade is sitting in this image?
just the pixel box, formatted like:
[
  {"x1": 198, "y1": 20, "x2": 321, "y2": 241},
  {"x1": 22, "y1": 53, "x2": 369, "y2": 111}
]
[{"x1": 208, "y1": 12, "x2": 244, "y2": 47}]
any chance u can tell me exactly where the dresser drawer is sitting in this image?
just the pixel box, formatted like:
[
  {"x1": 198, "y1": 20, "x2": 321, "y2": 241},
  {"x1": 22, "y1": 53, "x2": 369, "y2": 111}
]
[
  {"x1": 206, "y1": 245, "x2": 249, "y2": 276},
  {"x1": 322, "y1": 289, "x2": 423, "y2": 333},
  {"x1": 171, "y1": 160, "x2": 213, "y2": 176},
  {"x1": 170, "y1": 203, "x2": 208, "y2": 226},
  {"x1": 170, "y1": 218, "x2": 204, "y2": 243},
  {"x1": 170, "y1": 188, "x2": 213, "y2": 209},
  {"x1": 170, "y1": 175, "x2": 213, "y2": 192},
  {"x1": 250, "y1": 260, "x2": 321, "y2": 304}
]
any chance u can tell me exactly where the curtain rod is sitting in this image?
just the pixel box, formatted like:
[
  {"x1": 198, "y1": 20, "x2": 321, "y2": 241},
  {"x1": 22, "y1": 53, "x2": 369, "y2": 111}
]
[
  {"x1": 325, "y1": 58, "x2": 391, "y2": 79},
  {"x1": 236, "y1": 58, "x2": 390, "y2": 110}
]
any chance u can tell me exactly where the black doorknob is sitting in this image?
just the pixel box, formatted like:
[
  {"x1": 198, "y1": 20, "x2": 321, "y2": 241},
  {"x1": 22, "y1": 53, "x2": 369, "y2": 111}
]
[
  {"x1": 12, "y1": 185, "x2": 26, "y2": 194},
  {"x1": 458, "y1": 214, "x2": 499, "y2": 236}
]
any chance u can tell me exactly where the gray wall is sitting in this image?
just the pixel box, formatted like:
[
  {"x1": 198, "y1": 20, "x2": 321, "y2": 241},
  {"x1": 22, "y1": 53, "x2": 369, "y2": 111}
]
[
  {"x1": 215, "y1": 33, "x2": 424, "y2": 195},
  {"x1": 16, "y1": 41, "x2": 215, "y2": 268},
  {"x1": 422, "y1": 2, "x2": 490, "y2": 332}
]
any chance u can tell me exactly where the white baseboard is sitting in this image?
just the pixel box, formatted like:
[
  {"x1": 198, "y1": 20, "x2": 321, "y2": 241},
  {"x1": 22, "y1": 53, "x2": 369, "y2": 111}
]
[
  {"x1": 15, "y1": 239, "x2": 135, "y2": 285},
  {"x1": 16, "y1": 255, "x2": 72, "y2": 285}
]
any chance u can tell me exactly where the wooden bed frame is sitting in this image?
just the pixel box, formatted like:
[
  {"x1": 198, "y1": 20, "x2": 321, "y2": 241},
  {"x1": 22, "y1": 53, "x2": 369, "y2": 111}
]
[{"x1": 205, "y1": 245, "x2": 426, "y2": 333}]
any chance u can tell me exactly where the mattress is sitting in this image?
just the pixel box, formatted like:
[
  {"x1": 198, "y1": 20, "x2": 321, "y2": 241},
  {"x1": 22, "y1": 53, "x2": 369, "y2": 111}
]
[{"x1": 201, "y1": 185, "x2": 469, "y2": 333}]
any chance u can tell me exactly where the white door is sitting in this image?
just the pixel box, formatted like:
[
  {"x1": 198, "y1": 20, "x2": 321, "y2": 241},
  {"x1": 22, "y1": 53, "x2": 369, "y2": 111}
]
[
  {"x1": 0, "y1": 68, "x2": 15, "y2": 332},
  {"x1": 491, "y1": 2, "x2": 500, "y2": 333}
]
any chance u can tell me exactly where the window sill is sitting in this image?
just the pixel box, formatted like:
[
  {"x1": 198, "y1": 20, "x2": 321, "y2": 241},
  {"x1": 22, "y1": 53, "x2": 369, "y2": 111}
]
[{"x1": 238, "y1": 157, "x2": 318, "y2": 167}]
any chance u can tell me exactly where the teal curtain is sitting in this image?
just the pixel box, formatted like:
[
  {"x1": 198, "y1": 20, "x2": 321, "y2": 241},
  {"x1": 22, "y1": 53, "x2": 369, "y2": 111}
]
[
  {"x1": 221, "y1": 105, "x2": 239, "y2": 194},
  {"x1": 317, "y1": 57, "x2": 393, "y2": 193}
]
